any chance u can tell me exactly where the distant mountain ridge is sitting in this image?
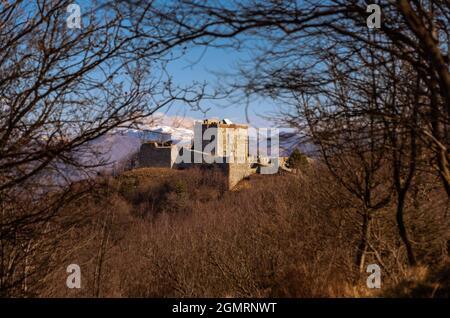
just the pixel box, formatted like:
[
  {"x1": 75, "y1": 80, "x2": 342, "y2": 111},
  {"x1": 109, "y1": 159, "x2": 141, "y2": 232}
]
[{"x1": 60, "y1": 114, "x2": 315, "y2": 182}]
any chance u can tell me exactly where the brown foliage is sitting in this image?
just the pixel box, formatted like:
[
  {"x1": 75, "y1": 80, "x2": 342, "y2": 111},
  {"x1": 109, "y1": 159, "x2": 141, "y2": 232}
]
[{"x1": 33, "y1": 166, "x2": 449, "y2": 298}]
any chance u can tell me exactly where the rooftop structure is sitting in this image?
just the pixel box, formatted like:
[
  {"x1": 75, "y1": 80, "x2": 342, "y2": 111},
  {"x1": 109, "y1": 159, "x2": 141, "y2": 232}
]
[
  {"x1": 137, "y1": 118, "x2": 284, "y2": 189},
  {"x1": 196, "y1": 118, "x2": 249, "y2": 163}
]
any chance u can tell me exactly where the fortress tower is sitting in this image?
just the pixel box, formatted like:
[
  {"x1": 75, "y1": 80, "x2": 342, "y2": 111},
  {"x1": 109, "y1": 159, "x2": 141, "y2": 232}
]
[{"x1": 196, "y1": 118, "x2": 249, "y2": 163}]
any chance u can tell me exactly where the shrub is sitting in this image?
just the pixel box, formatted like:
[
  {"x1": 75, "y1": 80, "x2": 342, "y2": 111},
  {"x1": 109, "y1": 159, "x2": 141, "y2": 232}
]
[
  {"x1": 286, "y1": 149, "x2": 308, "y2": 170},
  {"x1": 32, "y1": 166, "x2": 450, "y2": 297}
]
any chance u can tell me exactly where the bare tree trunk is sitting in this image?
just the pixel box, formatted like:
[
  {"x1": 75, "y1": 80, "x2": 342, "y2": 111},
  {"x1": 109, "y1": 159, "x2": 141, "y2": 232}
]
[
  {"x1": 436, "y1": 145, "x2": 450, "y2": 198},
  {"x1": 429, "y1": 75, "x2": 450, "y2": 198},
  {"x1": 397, "y1": 0, "x2": 450, "y2": 113},
  {"x1": 0, "y1": 195, "x2": 4, "y2": 296},
  {"x1": 356, "y1": 209, "x2": 371, "y2": 272},
  {"x1": 93, "y1": 210, "x2": 111, "y2": 298},
  {"x1": 396, "y1": 191, "x2": 416, "y2": 266}
]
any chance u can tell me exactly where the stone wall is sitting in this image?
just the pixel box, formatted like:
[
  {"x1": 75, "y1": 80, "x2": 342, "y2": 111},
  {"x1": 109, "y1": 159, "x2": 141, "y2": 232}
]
[
  {"x1": 138, "y1": 143, "x2": 257, "y2": 190},
  {"x1": 138, "y1": 142, "x2": 177, "y2": 168},
  {"x1": 195, "y1": 120, "x2": 249, "y2": 164},
  {"x1": 225, "y1": 163, "x2": 254, "y2": 189}
]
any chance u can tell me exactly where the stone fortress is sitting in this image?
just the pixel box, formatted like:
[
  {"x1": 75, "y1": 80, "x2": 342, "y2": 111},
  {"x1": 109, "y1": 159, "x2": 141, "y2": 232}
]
[{"x1": 138, "y1": 118, "x2": 287, "y2": 189}]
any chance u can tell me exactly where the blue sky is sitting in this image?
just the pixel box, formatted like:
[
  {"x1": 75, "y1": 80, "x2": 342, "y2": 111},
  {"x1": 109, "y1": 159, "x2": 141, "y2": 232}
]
[
  {"x1": 72, "y1": 0, "x2": 280, "y2": 127},
  {"x1": 165, "y1": 45, "x2": 279, "y2": 127}
]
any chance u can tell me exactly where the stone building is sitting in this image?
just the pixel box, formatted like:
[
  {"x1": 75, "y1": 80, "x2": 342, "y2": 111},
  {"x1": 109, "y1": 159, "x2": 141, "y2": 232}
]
[
  {"x1": 138, "y1": 141, "x2": 179, "y2": 168},
  {"x1": 137, "y1": 118, "x2": 282, "y2": 189},
  {"x1": 196, "y1": 118, "x2": 249, "y2": 163}
]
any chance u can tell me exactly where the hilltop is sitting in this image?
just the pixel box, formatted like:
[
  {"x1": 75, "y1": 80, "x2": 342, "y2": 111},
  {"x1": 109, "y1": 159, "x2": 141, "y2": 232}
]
[{"x1": 33, "y1": 165, "x2": 449, "y2": 298}]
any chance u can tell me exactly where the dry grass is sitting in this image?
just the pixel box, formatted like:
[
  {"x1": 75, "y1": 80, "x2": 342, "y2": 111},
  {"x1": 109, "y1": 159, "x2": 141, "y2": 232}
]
[
  {"x1": 380, "y1": 262, "x2": 450, "y2": 298},
  {"x1": 24, "y1": 165, "x2": 450, "y2": 298}
]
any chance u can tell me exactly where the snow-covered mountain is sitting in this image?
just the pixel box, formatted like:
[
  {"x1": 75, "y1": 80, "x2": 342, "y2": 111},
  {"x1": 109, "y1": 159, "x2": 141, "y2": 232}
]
[
  {"x1": 88, "y1": 123, "x2": 313, "y2": 172},
  {"x1": 87, "y1": 125, "x2": 194, "y2": 172},
  {"x1": 34, "y1": 121, "x2": 195, "y2": 188},
  {"x1": 63, "y1": 113, "x2": 316, "y2": 180},
  {"x1": 37, "y1": 113, "x2": 317, "y2": 188}
]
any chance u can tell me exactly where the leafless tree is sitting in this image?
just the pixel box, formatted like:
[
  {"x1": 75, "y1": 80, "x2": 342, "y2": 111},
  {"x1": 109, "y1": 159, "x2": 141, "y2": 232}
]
[
  {"x1": 129, "y1": 0, "x2": 448, "y2": 268},
  {"x1": 137, "y1": 0, "x2": 448, "y2": 195},
  {"x1": 0, "y1": 0, "x2": 209, "y2": 296}
]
